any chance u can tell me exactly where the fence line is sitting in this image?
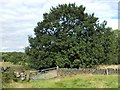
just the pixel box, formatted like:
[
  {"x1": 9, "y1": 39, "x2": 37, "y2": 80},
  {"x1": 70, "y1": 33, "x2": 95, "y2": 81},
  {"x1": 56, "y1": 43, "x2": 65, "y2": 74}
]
[{"x1": 57, "y1": 68, "x2": 120, "y2": 77}]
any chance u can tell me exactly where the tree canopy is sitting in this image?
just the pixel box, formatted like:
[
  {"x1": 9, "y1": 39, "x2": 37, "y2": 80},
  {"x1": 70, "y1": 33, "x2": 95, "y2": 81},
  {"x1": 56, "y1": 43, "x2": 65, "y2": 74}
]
[
  {"x1": 2, "y1": 52, "x2": 26, "y2": 65},
  {"x1": 25, "y1": 3, "x2": 118, "y2": 69}
]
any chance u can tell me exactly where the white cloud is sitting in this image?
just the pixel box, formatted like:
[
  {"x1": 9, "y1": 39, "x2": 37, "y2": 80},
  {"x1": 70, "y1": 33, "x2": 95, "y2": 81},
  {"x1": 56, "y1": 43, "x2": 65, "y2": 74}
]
[
  {"x1": 105, "y1": 19, "x2": 118, "y2": 29},
  {"x1": 0, "y1": 0, "x2": 119, "y2": 52}
]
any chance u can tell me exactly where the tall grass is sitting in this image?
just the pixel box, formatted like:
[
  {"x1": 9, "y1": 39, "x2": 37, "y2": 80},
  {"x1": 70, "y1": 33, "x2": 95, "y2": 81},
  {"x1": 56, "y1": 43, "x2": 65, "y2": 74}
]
[
  {"x1": 1, "y1": 62, "x2": 119, "y2": 88},
  {"x1": 0, "y1": 62, "x2": 14, "y2": 66},
  {"x1": 31, "y1": 74, "x2": 118, "y2": 88},
  {"x1": 3, "y1": 74, "x2": 118, "y2": 88}
]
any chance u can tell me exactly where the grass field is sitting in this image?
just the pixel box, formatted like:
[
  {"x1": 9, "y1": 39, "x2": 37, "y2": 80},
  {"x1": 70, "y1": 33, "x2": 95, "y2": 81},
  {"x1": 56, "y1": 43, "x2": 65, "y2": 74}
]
[
  {"x1": 3, "y1": 74, "x2": 118, "y2": 88},
  {"x1": 0, "y1": 62, "x2": 14, "y2": 66},
  {"x1": 1, "y1": 62, "x2": 119, "y2": 88}
]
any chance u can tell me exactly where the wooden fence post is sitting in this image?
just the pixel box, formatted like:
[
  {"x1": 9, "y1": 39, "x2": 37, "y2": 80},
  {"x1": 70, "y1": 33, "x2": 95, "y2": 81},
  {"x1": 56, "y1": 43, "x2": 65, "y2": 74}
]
[{"x1": 57, "y1": 66, "x2": 59, "y2": 77}]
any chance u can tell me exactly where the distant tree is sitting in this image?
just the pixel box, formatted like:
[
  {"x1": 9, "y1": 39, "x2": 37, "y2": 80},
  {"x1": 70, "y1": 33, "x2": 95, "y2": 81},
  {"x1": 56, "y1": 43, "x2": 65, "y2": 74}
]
[
  {"x1": 2, "y1": 52, "x2": 26, "y2": 65},
  {"x1": 112, "y1": 29, "x2": 120, "y2": 64},
  {"x1": 25, "y1": 3, "x2": 118, "y2": 69}
]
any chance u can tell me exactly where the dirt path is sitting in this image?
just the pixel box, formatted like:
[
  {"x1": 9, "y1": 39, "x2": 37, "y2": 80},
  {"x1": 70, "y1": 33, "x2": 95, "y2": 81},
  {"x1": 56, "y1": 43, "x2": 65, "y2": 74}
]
[{"x1": 31, "y1": 70, "x2": 57, "y2": 80}]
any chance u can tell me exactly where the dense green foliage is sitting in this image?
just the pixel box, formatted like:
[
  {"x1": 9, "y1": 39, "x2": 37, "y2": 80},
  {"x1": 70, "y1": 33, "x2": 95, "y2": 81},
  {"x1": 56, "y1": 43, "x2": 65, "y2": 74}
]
[
  {"x1": 2, "y1": 68, "x2": 17, "y2": 83},
  {"x1": 1, "y1": 62, "x2": 30, "y2": 83},
  {"x1": 25, "y1": 3, "x2": 118, "y2": 69},
  {"x1": 114, "y1": 29, "x2": 120, "y2": 64},
  {"x1": 2, "y1": 52, "x2": 28, "y2": 66}
]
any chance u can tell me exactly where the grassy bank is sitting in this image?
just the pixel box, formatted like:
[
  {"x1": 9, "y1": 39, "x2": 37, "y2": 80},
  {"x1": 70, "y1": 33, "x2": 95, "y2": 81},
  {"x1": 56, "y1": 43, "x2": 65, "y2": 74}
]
[
  {"x1": 3, "y1": 74, "x2": 118, "y2": 88},
  {"x1": 0, "y1": 62, "x2": 14, "y2": 66},
  {"x1": 1, "y1": 62, "x2": 119, "y2": 88}
]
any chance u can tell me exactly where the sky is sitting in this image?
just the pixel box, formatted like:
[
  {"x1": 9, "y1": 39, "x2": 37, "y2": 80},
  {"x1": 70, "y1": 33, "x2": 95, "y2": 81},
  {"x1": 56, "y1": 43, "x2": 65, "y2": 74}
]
[{"x1": 0, "y1": 0, "x2": 119, "y2": 52}]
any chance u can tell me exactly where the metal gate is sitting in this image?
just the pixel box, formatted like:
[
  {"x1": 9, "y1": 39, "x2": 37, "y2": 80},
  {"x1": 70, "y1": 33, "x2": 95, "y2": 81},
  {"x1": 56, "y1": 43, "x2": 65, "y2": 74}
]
[{"x1": 30, "y1": 69, "x2": 57, "y2": 80}]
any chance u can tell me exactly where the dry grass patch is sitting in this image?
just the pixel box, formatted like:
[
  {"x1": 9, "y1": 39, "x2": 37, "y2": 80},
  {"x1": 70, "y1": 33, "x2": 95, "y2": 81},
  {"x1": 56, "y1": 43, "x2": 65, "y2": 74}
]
[{"x1": 95, "y1": 65, "x2": 120, "y2": 69}]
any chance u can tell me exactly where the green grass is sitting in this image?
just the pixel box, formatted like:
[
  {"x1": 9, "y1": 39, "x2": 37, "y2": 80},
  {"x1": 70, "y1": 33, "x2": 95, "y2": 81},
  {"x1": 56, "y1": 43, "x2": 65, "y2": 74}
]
[
  {"x1": 3, "y1": 74, "x2": 118, "y2": 88},
  {"x1": 0, "y1": 62, "x2": 14, "y2": 66},
  {"x1": 0, "y1": 62, "x2": 32, "y2": 71},
  {"x1": 1, "y1": 62, "x2": 119, "y2": 88},
  {"x1": 31, "y1": 74, "x2": 118, "y2": 88}
]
